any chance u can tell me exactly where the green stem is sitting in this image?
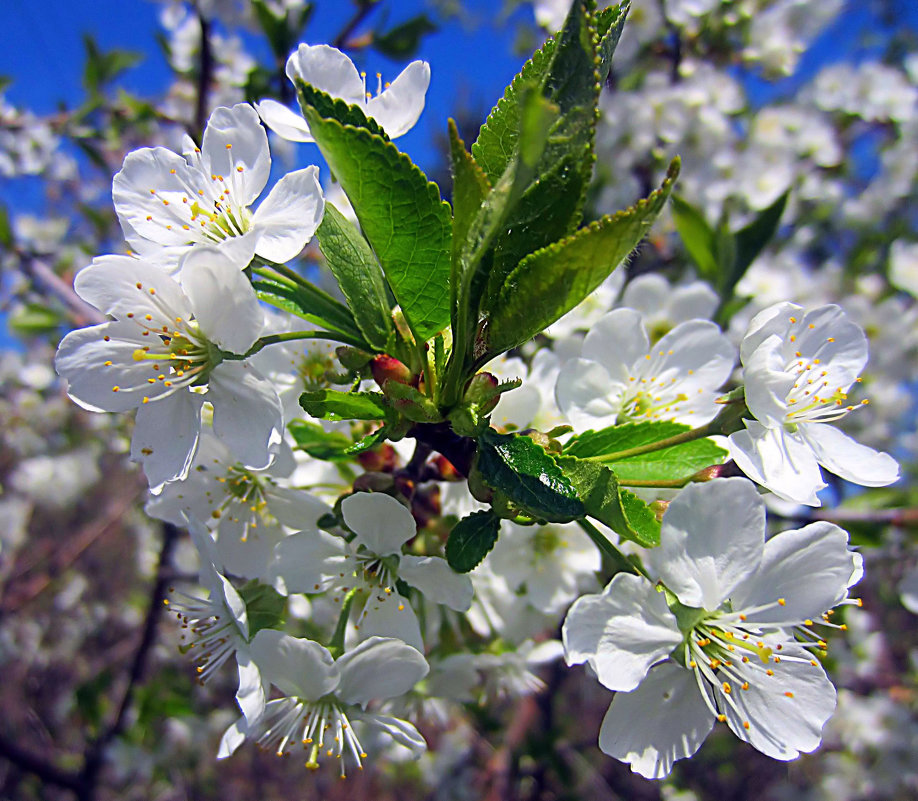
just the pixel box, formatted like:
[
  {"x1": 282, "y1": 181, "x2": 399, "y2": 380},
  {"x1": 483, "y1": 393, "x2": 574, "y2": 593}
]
[
  {"x1": 618, "y1": 477, "x2": 691, "y2": 489},
  {"x1": 328, "y1": 587, "x2": 360, "y2": 658},
  {"x1": 225, "y1": 329, "x2": 366, "y2": 360},
  {"x1": 577, "y1": 519, "x2": 649, "y2": 578},
  {"x1": 587, "y1": 419, "x2": 721, "y2": 463}
]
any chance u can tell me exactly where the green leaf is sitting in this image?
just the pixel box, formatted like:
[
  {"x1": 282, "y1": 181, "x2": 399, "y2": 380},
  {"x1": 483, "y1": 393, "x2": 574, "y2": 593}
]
[
  {"x1": 484, "y1": 158, "x2": 680, "y2": 355},
  {"x1": 238, "y1": 580, "x2": 286, "y2": 636},
  {"x1": 596, "y1": 2, "x2": 630, "y2": 80},
  {"x1": 732, "y1": 190, "x2": 789, "y2": 288},
  {"x1": 252, "y1": 277, "x2": 365, "y2": 344},
  {"x1": 556, "y1": 456, "x2": 659, "y2": 547},
  {"x1": 8, "y1": 302, "x2": 62, "y2": 337},
  {"x1": 316, "y1": 203, "x2": 394, "y2": 351},
  {"x1": 448, "y1": 119, "x2": 491, "y2": 277},
  {"x1": 564, "y1": 420, "x2": 727, "y2": 483},
  {"x1": 288, "y1": 420, "x2": 356, "y2": 460},
  {"x1": 300, "y1": 389, "x2": 390, "y2": 422},
  {"x1": 373, "y1": 14, "x2": 438, "y2": 59},
  {"x1": 476, "y1": 429, "x2": 584, "y2": 522},
  {"x1": 295, "y1": 80, "x2": 388, "y2": 139},
  {"x1": 299, "y1": 90, "x2": 452, "y2": 342},
  {"x1": 671, "y1": 194, "x2": 718, "y2": 281},
  {"x1": 82, "y1": 35, "x2": 141, "y2": 93},
  {"x1": 446, "y1": 510, "x2": 501, "y2": 573},
  {"x1": 0, "y1": 202, "x2": 12, "y2": 248},
  {"x1": 345, "y1": 426, "x2": 391, "y2": 454},
  {"x1": 481, "y1": 0, "x2": 602, "y2": 295}
]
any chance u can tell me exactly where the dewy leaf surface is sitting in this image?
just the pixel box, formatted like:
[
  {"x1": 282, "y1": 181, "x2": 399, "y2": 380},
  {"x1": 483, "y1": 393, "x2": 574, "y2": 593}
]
[
  {"x1": 484, "y1": 158, "x2": 680, "y2": 355},
  {"x1": 557, "y1": 456, "x2": 660, "y2": 547},
  {"x1": 446, "y1": 510, "x2": 501, "y2": 573},
  {"x1": 476, "y1": 429, "x2": 584, "y2": 522},
  {"x1": 564, "y1": 419, "x2": 727, "y2": 482},
  {"x1": 315, "y1": 203, "x2": 394, "y2": 351},
  {"x1": 300, "y1": 88, "x2": 452, "y2": 342}
]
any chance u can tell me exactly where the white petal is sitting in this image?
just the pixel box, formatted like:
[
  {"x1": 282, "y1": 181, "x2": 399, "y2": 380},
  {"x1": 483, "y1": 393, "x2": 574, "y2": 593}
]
[
  {"x1": 180, "y1": 245, "x2": 262, "y2": 354},
  {"x1": 131, "y1": 392, "x2": 204, "y2": 492},
  {"x1": 200, "y1": 104, "x2": 270, "y2": 206},
  {"x1": 581, "y1": 308, "x2": 650, "y2": 379},
  {"x1": 55, "y1": 322, "x2": 169, "y2": 413},
  {"x1": 341, "y1": 493, "x2": 416, "y2": 556},
  {"x1": 336, "y1": 636, "x2": 429, "y2": 708},
  {"x1": 218, "y1": 572, "x2": 249, "y2": 637},
  {"x1": 268, "y1": 530, "x2": 348, "y2": 594},
  {"x1": 619, "y1": 275, "x2": 670, "y2": 318},
  {"x1": 217, "y1": 716, "x2": 248, "y2": 759},
  {"x1": 731, "y1": 522, "x2": 858, "y2": 625},
  {"x1": 398, "y1": 555, "x2": 474, "y2": 611},
  {"x1": 800, "y1": 423, "x2": 899, "y2": 487},
  {"x1": 285, "y1": 43, "x2": 365, "y2": 105},
  {"x1": 722, "y1": 645, "x2": 836, "y2": 760},
  {"x1": 360, "y1": 713, "x2": 427, "y2": 756},
  {"x1": 252, "y1": 166, "x2": 325, "y2": 263},
  {"x1": 216, "y1": 519, "x2": 284, "y2": 581},
  {"x1": 743, "y1": 334, "x2": 796, "y2": 427},
  {"x1": 668, "y1": 282, "x2": 719, "y2": 323},
  {"x1": 728, "y1": 421, "x2": 826, "y2": 506},
  {"x1": 255, "y1": 99, "x2": 314, "y2": 142},
  {"x1": 357, "y1": 591, "x2": 424, "y2": 652},
  {"x1": 365, "y1": 60, "x2": 430, "y2": 138},
  {"x1": 264, "y1": 486, "x2": 330, "y2": 529},
  {"x1": 235, "y1": 650, "x2": 266, "y2": 724},
  {"x1": 648, "y1": 478, "x2": 765, "y2": 610},
  {"x1": 250, "y1": 629, "x2": 339, "y2": 701},
  {"x1": 208, "y1": 361, "x2": 283, "y2": 470},
  {"x1": 113, "y1": 148, "x2": 203, "y2": 248},
  {"x1": 740, "y1": 302, "x2": 801, "y2": 364},
  {"x1": 554, "y1": 358, "x2": 623, "y2": 429},
  {"x1": 649, "y1": 320, "x2": 735, "y2": 394},
  {"x1": 598, "y1": 662, "x2": 714, "y2": 779},
  {"x1": 795, "y1": 305, "x2": 868, "y2": 387},
  {"x1": 74, "y1": 255, "x2": 190, "y2": 319},
  {"x1": 562, "y1": 573, "x2": 682, "y2": 692}
]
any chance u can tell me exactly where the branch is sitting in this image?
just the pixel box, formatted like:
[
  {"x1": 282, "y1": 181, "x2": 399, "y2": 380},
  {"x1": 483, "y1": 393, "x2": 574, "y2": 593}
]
[
  {"x1": 194, "y1": 14, "x2": 213, "y2": 138},
  {"x1": 78, "y1": 523, "x2": 180, "y2": 798},
  {"x1": 0, "y1": 732, "x2": 83, "y2": 794},
  {"x1": 333, "y1": 1, "x2": 379, "y2": 50}
]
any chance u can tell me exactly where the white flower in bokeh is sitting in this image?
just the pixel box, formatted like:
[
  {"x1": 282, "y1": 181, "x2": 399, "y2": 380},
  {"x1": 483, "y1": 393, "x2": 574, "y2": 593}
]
[
  {"x1": 728, "y1": 302, "x2": 899, "y2": 505},
  {"x1": 555, "y1": 307, "x2": 735, "y2": 430},
  {"x1": 269, "y1": 492, "x2": 473, "y2": 651},
  {"x1": 257, "y1": 44, "x2": 430, "y2": 142}
]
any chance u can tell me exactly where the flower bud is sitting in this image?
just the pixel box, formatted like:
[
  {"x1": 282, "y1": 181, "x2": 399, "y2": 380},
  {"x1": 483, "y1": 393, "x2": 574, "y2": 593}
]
[{"x1": 371, "y1": 355, "x2": 413, "y2": 387}]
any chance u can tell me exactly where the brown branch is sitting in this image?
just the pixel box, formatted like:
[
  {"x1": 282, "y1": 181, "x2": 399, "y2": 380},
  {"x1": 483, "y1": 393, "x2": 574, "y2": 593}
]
[
  {"x1": 16, "y1": 254, "x2": 106, "y2": 328},
  {"x1": 0, "y1": 732, "x2": 83, "y2": 794},
  {"x1": 78, "y1": 523, "x2": 180, "y2": 800},
  {"x1": 333, "y1": 1, "x2": 380, "y2": 50},
  {"x1": 194, "y1": 14, "x2": 213, "y2": 139}
]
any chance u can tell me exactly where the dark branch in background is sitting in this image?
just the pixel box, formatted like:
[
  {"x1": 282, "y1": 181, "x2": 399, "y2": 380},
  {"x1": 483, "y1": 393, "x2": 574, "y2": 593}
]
[
  {"x1": 772, "y1": 507, "x2": 918, "y2": 528},
  {"x1": 16, "y1": 253, "x2": 106, "y2": 328},
  {"x1": 0, "y1": 524, "x2": 179, "y2": 801},
  {"x1": 655, "y1": 0, "x2": 682, "y2": 84},
  {"x1": 78, "y1": 523, "x2": 180, "y2": 800},
  {"x1": 333, "y1": 1, "x2": 379, "y2": 50},
  {"x1": 194, "y1": 13, "x2": 214, "y2": 139}
]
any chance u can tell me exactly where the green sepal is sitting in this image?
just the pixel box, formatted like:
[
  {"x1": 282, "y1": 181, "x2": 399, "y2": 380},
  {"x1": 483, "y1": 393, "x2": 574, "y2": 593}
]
[
  {"x1": 381, "y1": 381, "x2": 442, "y2": 423},
  {"x1": 315, "y1": 203, "x2": 394, "y2": 351},
  {"x1": 446, "y1": 510, "x2": 501, "y2": 573},
  {"x1": 476, "y1": 429, "x2": 584, "y2": 523},
  {"x1": 238, "y1": 580, "x2": 287, "y2": 637}
]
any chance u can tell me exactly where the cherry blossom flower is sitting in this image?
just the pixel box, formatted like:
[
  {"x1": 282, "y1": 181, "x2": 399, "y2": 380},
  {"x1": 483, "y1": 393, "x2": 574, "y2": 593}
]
[
  {"x1": 219, "y1": 631, "x2": 428, "y2": 776},
  {"x1": 54, "y1": 246, "x2": 283, "y2": 492},
  {"x1": 256, "y1": 44, "x2": 430, "y2": 142},
  {"x1": 145, "y1": 432, "x2": 329, "y2": 580},
  {"x1": 562, "y1": 478, "x2": 861, "y2": 779},
  {"x1": 269, "y1": 492, "x2": 473, "y2": 651},
  {"x1": 113, "y1": 103, "x2": 324, "y2": 271},
  {"x1": 555, "y1": 307, "x2": 735, "y2": 430},
  {"x1": 728, "y1": 302, "x2": 899, "y2": 505}
]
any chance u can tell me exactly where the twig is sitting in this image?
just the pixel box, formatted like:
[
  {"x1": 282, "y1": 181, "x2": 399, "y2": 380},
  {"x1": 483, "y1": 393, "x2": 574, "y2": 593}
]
[
  {"x1": 194, "y1": 14, "x2": 213, "y2": 139},
  {"x1": 17, "y1": 253, "x2": 106, "y2": 327},
  {"x1": 0, "y1": 732, "x2": 83, "y2": 794},
  {"x1": 78, "y1": 523, "x2": 180, "y2": 800},
  {"x1": 333, "y1": 1, "x2": 379, "y2": 50}
]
